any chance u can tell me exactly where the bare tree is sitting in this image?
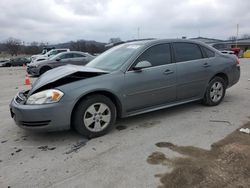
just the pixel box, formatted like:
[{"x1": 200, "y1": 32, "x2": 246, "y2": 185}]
[
  {"x1": 241, "y1": 34, "x2": 250, "y2": 39},
  {"x1": 4, "y1": 37, "x2": 22, "y2": 56},
  {"x1": 71, "y1": 40, "x2": 87, "y2": 51},
  {"x1": 228, "y1": 36, "x2": 237, "y2": 41}
]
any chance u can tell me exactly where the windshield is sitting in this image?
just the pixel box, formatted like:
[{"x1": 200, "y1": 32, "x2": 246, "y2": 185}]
[
  {"x1": 86, "y1": 43, "x2": 143, "y2": 71},
  {"x1": 49, "y1": 53, "x2": 63, "y2": 60}
]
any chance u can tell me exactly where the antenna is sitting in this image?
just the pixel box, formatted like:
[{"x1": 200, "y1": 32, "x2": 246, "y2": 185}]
[{"x1": 137, "y1": 27, "x2": 140, "y2": 39}]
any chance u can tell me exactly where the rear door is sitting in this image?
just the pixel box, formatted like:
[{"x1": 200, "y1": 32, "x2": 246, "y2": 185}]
[
  {"x1": 71, "y1": 53, "x2": 88, "y2": 65},
  {"x1": 173, "y1": 42, "x2": 211, "y2": 100},
  {"x1": 124, "y1": 43, "x2": 177, "y2": 112},
  {"x1": 52, "y1": 53, "x2": 74, "y2": 67}
]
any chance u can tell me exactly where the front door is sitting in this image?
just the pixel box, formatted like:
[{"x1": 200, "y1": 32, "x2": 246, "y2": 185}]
[{"x1": 123, "y1": 43, "x2": 177, "y2": 112}]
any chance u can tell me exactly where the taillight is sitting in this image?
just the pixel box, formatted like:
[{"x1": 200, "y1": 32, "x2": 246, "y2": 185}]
[{"x1": 236, "y1": 59, "x2": 240, "y2": 65}]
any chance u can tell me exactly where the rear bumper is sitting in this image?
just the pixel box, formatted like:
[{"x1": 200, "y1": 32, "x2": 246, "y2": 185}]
[
  {"x1": 9, "y1": 92, "x2": 72, "y2": 132},
  {"x1": 228, "y1": 66, "x2": 240, "y2": 88}
]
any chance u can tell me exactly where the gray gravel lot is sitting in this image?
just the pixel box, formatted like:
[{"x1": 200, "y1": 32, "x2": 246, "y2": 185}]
[{"x1": 0, "y1": 59, "x2": 250, "y2": 188}]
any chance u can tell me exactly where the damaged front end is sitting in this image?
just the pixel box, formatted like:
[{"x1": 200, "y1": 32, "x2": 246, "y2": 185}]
[
  {"x1": 28, "y1": 64, "x2": 109, "y2": 96},
  {"x1": 9, "y1": 64, "x2": 109, "y2": 131}
]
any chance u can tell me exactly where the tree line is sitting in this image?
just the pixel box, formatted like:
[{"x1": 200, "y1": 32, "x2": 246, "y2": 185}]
[
  {"x1": 228, "y1": 34, "x2": 250, "y2": 41},
  {"x1": 0, "y1": 37, "x2": 106, "y2": 56}
]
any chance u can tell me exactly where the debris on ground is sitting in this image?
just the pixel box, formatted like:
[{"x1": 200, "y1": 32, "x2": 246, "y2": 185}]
[
  {"x1": 37, "y1": 146, "x2": 56, "y2": 151},
  {"x1": 209, "y1": 119, "x2": 232, "y2": 126},
  {"x1": 15, "y1": 149, "x2": 22, "y2": 153},
  {"x1": 1, "y1": 140, "x2": 8, "y2": 143},
  {"x1": 239, "y1": 128, "x2": 250, "y2": 134},
  {"x1": 65, "y1": 139, "x2": 88, "y2": 154},
  {"x1": 148, "y1": 121, "x2": 250, "y2": 188}
]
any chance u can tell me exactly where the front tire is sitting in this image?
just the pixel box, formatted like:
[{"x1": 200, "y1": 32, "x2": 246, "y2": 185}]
[
  {"x1": 202, "y1": 77, "x2": 226, "y2": 106},
  {"x1": 73, "y1": 95, "x2": 117, "y2": 138}
]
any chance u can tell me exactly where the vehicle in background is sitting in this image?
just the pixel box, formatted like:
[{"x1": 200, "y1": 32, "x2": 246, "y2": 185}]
[
  {"x1": 10, "y1": 39, "x2": 240, "y2": 138},
  {"x1": 230, "y1": 47, "x2": 240, "y2": 56},
  {"x1": 41, "y1": 47, "x2": 55, "y2": 55},
  {"x1": 220, "y1": 50, "x2": 235, "y2": 55},
  {"x1": 0, "y1": 57, "x2": 31, "y2": 67},
  {"x1": 31, "y1": 47, "x2": 55, "y2": 61},
  {"x1": 0, "y1": 59, "x2": 10, "y2": 67},
  {"x1": 243, "y1": 50, "x2": 250, "y2": 58},
  {"x1": 211, "y1": 43, "x2": 240, "y2": 56},
  {"x1": 30, "y1": 49, "x2": 70, "y2": 63},
  {"x1": 27, "y1": 51, "x2": 94, "y2": 76}
]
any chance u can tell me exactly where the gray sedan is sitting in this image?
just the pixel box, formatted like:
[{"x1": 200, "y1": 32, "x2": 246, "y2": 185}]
[
  {"x1": 27, "y1": 51, "x2": 94, "y2": 76},
  {"x1": 10, "y1": 39, "x2": 240, "y2": 138}
]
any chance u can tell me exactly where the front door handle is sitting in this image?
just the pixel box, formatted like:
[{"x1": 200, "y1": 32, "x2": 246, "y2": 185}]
[
  {"x1": 164, "y1": 69, "x2": 174, "y2": 75},
  {"x1": 203, "y1": 63, "x2": 211, "y2": 68}
]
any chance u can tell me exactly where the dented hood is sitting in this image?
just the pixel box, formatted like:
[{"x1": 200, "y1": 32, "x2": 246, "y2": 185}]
[{"x1": 29, "y1": 64, "x2": 108, "y2": 94}]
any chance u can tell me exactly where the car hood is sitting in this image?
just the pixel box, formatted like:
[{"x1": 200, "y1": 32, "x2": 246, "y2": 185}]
[{"x1": 29, "y1": 64, "x2": 109, "y2": 95}]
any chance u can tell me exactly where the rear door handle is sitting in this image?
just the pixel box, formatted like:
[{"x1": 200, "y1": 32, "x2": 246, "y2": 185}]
[
  {"x1": 203, "y1": 63, "x2": 210, "y2": 68},
  {"x1": 164, "y1": 69, "x2": 174, "y2": 75}
]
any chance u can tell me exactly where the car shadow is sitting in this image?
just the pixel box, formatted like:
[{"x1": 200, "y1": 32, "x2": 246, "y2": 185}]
[{"x1": 116, "y1": 101, "x2": 202, "y2": 127}]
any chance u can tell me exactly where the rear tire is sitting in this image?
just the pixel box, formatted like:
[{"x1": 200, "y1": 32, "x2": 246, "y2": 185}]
[
  {"x1": 73, "y1": 95, "x2": 117, "y2": 138},
  {"x1": 39, "y1": 66, "x2": 51, "y2": 75},
  {"x1": 202, "y1": 77, "x2": 226, "y2": 106}
]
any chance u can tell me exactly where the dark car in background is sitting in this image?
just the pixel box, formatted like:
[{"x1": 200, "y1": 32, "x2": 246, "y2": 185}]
[
  {"x1": 0, "y1": 57, "x2": 30, "y2": 67},
  {"x1": 10, "y1": 39, "x2": 240, "y2": 138},
  {"x1": 27, "y1": 51, "x2": 94, "y2": 76}
]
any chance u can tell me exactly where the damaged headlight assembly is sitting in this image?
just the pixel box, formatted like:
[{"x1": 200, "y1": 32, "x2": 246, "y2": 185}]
[{"x1": 26, "y1": 89, "x2": 64, "y2": 105}]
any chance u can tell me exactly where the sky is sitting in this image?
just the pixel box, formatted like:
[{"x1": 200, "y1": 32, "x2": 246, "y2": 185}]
[{"x1": 0, "y1": 0, "x2": 249, "y2": 44}]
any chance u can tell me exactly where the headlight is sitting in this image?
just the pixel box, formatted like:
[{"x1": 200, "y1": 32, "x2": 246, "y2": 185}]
[{"x1": 26, "y1": 89, "x2": 64, "y2": 104}]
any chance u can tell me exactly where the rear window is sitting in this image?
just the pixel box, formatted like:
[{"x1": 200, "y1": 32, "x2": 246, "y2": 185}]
[
  {"x1": 173, "y1": 43, "x2": 203, "y2": 62},
  {"x1": 202, "y1": 46, "x2": 215, "y2": 58}
]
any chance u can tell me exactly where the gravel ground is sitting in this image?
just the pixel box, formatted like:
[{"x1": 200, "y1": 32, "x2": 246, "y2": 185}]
[{"x1": 0, "y1": 59, "x2": 250, "y2": 188}]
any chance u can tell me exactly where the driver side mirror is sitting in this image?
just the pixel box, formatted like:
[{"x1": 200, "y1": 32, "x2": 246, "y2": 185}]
[{"x1": 133, "y1": 61, "x2": 152, "y2": 71}]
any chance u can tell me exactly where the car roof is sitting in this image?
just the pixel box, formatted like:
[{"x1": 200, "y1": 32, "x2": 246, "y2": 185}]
[
  {"x1": 125, "y1": 38, "x2": 207, "y2": 46},
  {"x1": 58, "y1": 51, "x2": 87, "y2": 55},
  {"x1": 122, "y1": 39, "x2": 217, "y2": 52}
]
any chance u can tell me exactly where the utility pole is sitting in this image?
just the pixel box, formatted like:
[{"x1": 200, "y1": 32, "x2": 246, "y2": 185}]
[{"x1": 236, "y1": 24, "x2": 239, "y2": 48}]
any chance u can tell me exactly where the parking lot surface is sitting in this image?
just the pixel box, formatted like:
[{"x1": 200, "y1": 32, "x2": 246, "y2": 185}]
[{"x1": 0, "y1": 59, "x2": 250, "y2": 188}]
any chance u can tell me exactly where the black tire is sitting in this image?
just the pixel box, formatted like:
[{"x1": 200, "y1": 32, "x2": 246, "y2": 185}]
[
  {"x1": 202, "y1": 77, "x2": 226, "y2": 106},
  {"x1": 5, "y1": 63, "x2": 11, "y2": 67},
  {"x1": 73, "y1": 95, "x2": 117, "y2": 138},
  {"x1": 39, "y1": 66, "x2": 51, "y2": 75}
]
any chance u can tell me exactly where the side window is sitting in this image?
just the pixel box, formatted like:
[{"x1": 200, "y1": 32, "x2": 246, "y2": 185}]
[
  {"x1": 173, "y1": 43, "x2": 203, "y2": 62},
  {"x1": 58, "y1": 50, "x2": 66, "y2": 53},
  {"x1": 201, "y1": 46, "x2": 215, "y2": 58},
  {"x1": 134, "y1": 43, "x2": 171, "y2": 67},
  {"x1": 60, "y1": 53, "x2": 73, "y2": 59},
  {"x1": 73, "y1": 53, "x2": 85, "y2": 58}
]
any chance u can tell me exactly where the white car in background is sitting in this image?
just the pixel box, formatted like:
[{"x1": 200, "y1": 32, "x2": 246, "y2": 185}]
[
  {"x1": 220, "y1": 50, "x2": 235, "y2": 55},
  {"x1": 30, "y1": 49, "x2": 70, "y2": 63}
]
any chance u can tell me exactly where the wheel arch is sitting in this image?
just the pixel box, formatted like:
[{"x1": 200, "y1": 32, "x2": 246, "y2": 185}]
[{"x1": 210, "y1": 72, "x2": 229, "y2": 87}]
